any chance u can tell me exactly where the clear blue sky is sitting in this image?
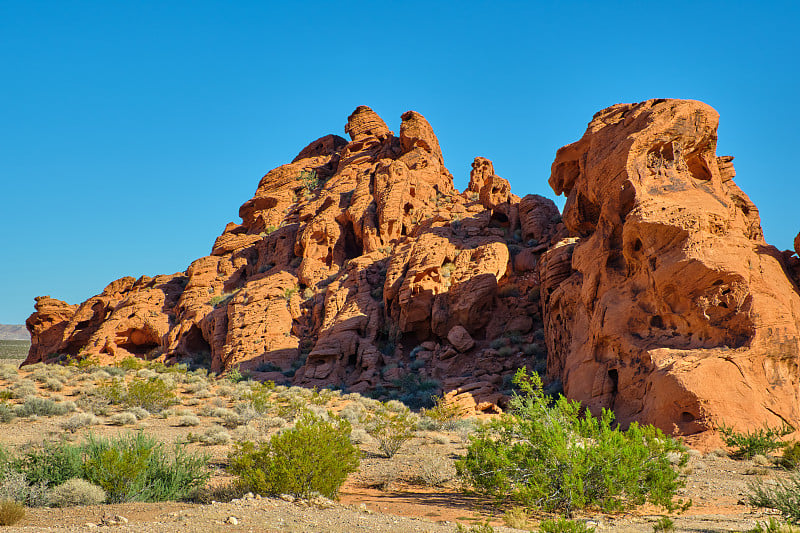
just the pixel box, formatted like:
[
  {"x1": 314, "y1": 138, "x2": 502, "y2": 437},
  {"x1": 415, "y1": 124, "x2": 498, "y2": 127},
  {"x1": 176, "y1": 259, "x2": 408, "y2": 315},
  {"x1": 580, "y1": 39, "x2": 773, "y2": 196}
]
[{"x1": 1, "y1": 1, "x2": 798, "y2": 324}]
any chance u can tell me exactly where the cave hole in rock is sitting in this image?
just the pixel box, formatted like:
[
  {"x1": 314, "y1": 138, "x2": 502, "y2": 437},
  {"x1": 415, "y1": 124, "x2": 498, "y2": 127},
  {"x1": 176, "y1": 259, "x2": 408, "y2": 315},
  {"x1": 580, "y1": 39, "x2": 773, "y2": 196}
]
[
  {"x1": 607, "y1": 368, "x2": 619, "y2": 395},
  {"x1": 409, "y1": 187, "x2": 416, "y2": 198},
  {"x1": 342, "y1": 221, "x2": 362, "y2": 260},
  {"x1": 117, "y1": 328, "x2": 159, "y2": 356},
  {"x1": 404, "y1": 203, "x2": 414, "y2": 215},
  {"x1": 184, "y1": 325, "x2": 211, "y2": 361},
  {"x1": 650, "y1": 315, "x2": 665, "y2": 329},
  {"x1": 489, "y1": 210, "x2": 509, "y2": 228},
  {"x1": 632, "y1": 238, "x2": 643, "y2": 252},
  {"x1": 680, "y1": 411, "x2": 696, "y2": 423},
  {"x1": 347, "y1": 353, "x2": 357, "y2": 367},
  {"x1": 686, "y1": 151, "x2": 712, "y2": 181}
]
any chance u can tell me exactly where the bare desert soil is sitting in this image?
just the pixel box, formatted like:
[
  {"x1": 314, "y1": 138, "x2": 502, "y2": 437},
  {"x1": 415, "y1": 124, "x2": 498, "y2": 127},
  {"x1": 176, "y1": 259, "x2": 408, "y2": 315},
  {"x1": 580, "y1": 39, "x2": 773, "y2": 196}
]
[{"x1": 0, "y1": 358, "x2": 791, "y2": 532}]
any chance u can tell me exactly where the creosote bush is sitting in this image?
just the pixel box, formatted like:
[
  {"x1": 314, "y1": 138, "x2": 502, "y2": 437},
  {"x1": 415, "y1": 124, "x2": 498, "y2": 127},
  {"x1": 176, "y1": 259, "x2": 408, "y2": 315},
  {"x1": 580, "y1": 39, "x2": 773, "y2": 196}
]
[
  {"x1": 363, "y1": 404, "x2": 417, "y2": 458},
  {"x1": 456, "y1": 368, "x2": 689, "y2": 516},
  {"x1": 228, "y1": 413, "x2": 359, "y2": 499},
  {"x1": 97, "y1": 377, "x2": 176, "y2": 413},
  {"x1": 718, "y1": 422, "x2": 794, "y2": 459}
]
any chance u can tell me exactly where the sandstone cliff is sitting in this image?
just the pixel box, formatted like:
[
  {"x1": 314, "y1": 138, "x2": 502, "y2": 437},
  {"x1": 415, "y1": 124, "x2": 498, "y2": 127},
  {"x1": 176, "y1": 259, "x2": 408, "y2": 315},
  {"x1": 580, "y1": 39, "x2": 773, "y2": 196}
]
[{"x1": 26, "y1": 101, "x2": 800, "y2": 433}]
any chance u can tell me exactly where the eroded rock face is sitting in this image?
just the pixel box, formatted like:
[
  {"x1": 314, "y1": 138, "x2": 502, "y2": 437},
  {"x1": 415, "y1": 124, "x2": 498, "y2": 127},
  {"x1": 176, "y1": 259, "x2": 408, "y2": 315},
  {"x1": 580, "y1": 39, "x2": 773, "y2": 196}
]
[
  {"x1": 26, "y1": 106, "x2": 554, "y2": 412},
  {"x1": 540, "y1": 99, "x2": 800, "y2": 434},
  {"x1": 27, "y1": 100, "x2": 800, "y2": 432}
]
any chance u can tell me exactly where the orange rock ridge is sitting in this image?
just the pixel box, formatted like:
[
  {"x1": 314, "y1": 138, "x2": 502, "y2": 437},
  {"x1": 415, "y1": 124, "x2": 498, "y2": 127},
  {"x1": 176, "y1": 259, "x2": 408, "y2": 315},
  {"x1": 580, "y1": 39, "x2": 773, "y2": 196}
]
[{"x1": 26, "y1": 101, "x2": 800, "y2": 434}]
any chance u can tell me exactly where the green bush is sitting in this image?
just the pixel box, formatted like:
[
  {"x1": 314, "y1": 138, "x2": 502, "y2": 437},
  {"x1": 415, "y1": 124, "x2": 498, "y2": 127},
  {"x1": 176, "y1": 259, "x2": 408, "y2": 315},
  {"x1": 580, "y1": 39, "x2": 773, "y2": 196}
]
[
  {"x1": 82, "y1": 432, "x2": 209, "y2": 502},
  {"x1": 781, "y1": 442, "x2": 800, "y2": 470},
  {"x1": 456, "y1": 369, "x2": 688, "y2": 516},
  {"x1": 97, "y1": 378, "x2": 176, "y2": 413},
  {"x1": 652, "y1": 516, "x2": 675, "y2": 532},
  {"x1": 0, "y1": 500, "x2": 24, "y2": 526},
  {"x1": 718, "y1": 422, "x2": 793, "y2": 459},
  {"x1": 228, "y1": 413, "x2": 359, "y2": 499},
  {"x1": 125, "y1": 378, "x2": 177, "y2": 412},
  {"x1": 363, "y1": 405, "x2": 416, "y2": 458},
  {"x1": 748, "y1": 472, "x2": 800, "y2": 524},
  {"x1": 14, "y1": 441, "x2": 83, "y2": 488}
]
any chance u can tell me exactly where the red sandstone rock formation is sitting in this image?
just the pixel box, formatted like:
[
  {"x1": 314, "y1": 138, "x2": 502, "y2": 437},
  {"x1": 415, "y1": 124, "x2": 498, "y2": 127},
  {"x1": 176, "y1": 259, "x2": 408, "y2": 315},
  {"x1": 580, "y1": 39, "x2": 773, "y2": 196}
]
[
  {"x1": 26, "y1": 100, "x2": 800, "y2": 432},
  {"x1": 540, "y1": 99, "x2": 800, "y2": 434},
  {"x1": 26, "y1": 106, "x2": 555, "y2": 412}
]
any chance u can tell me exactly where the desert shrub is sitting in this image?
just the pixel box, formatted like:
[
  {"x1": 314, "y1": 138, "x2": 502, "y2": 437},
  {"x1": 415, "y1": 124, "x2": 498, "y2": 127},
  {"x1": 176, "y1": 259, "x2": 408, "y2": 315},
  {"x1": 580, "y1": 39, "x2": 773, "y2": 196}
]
[
  {"x1": 128, "y1": 407, "x2": 150, "y2": 420},
  {"x1": 0, "y1": 403, "x2": 16, "y2": 423},
  {"x1": 10, "y1": 380, "x2": 36, "y2": 399},
  {"x1": 781, "y1": 442, "x2": 800, "y2": 470},
  {"x1": 718, "y1": 422, "x2": 793, "y2": 459},
  {"x1": 228, "y1": 413, "x2": 359, "y2": 499},
  {"x1": 748, "y1": 472, "x2": 800, "y2": 524},
  {"x1": 455, "y1": 521, "x2": 495, "y2": 533},
  {"x1": 126, "y1": 378, "x2": 177, "y2": 412},
  {"x1": 48, "y1": 478, "x2": 106, "y2": 506},
  {"x1": 456, "y1": 368, "x2": 688, "y2": 516},
  {"x1": 363, "y1": 405, "x2": 416, "y2": 458},
  {"x1": 177, "y1": 415, "x2": 200, "y2": 427},
  {"x1": 746, "y1": 518, "x2": 800, "y2": 532},
  {"x1": 502, "y1": 506, "x2": 530, "y2": 529},
  {"x1": 539, "y1": 518, "x2": 596, "y2": 533},
  {"x1": 413, "y1": 449, "x2": 455, "y2": 487},
  {"x1": 13, "y1": 441, "x2": 84, "y2": 488},
  {"x1": 109, "y1": 412, "x2": 137, "y2": 426},
  {"x1": 116, "y1": 357, "x2": 145, "y2": 371},
  {"x1": 81, "y1": 432, "x2": 209, "y2": 502},
  {"x1": 652, "y1": 516, "x2": 675, "y2": 532},
  {"x1": 16, "y1": 397, "x2": 70, "y2": 417},
  {"x1": 421, "y1": 395, "x2": 467, "y2": 430},
  {"x1": 0, "y1": 469, "x2": 49, "y2": 507},
  {"x1": 0, "y1": 364, "x2": 19, "y2": 381},
  {"x1": 61, "y1": 413, "x2": 99, "y2": 432},
  {"x1": 199, "y1": 426, "x2": 231, "y2": 445},
  {"x1": 44, "y1": 377, "x2": 64, "y2": 391},
  {"x1": 0, "y1": 500, "x2": 24, "y2": 525}
]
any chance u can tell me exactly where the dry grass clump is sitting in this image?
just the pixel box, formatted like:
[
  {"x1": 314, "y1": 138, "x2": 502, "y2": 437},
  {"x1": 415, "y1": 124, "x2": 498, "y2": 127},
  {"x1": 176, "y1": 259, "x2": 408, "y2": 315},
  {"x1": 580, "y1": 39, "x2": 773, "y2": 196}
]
[
  {"x1": 0, "y1": 500, "x2": 25, "y2": 525},
  {"x1": 412, "y1": 449, "x2": 455, "y2": 487}
]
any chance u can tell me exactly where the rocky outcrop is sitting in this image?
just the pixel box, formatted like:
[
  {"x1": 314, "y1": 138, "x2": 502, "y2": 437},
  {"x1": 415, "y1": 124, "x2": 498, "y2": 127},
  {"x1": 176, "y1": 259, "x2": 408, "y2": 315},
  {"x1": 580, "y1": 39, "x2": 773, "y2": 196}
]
[
  {"x1": 25, "y1": 106, "x2": 553, "y2": 412},
  {"x1": 540, "y1": 99, "x2": 800, "y2": 434},
  {"x1": 26, "y1": 100, "x2": 800, "y2": 433}
]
